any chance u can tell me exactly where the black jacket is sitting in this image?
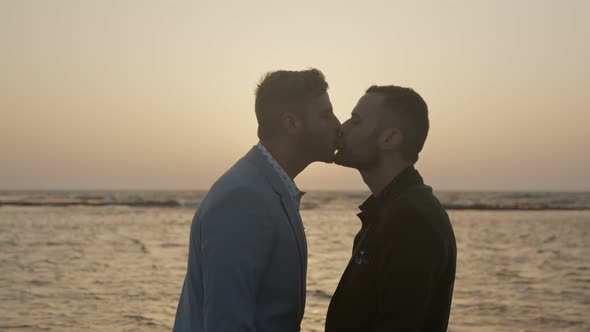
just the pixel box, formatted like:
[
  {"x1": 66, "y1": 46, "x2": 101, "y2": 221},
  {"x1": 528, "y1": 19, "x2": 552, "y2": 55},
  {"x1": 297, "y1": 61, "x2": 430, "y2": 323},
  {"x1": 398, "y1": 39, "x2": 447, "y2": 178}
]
[{"x1": 325, "y1": 166, "x2": 456, "y2": 332}]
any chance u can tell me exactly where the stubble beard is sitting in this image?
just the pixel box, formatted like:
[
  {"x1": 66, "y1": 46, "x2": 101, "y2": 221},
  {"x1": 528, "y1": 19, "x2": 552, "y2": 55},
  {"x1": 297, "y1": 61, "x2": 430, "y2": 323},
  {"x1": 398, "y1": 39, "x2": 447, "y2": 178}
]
[
  {"x1": 299, "y1": 129, "x2": 336, "y2": 164},
  {"x1": 335, "y1": 146, "x2": 380, "y2": 171}
]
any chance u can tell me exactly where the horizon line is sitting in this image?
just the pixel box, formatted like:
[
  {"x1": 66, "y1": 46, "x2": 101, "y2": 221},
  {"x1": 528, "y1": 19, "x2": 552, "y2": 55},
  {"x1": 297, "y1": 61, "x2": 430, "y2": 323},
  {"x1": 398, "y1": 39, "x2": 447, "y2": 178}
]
[{"x1": 1, "y1": 188, "x2": 589, "y2": 193}]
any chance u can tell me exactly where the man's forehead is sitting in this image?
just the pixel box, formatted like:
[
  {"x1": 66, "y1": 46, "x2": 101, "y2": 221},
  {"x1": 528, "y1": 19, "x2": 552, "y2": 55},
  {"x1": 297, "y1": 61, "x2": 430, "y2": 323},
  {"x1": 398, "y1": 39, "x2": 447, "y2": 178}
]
[
  {"x1": 307, "y1": 92, "x2": 332, "y2": 111},
  {"x1": 354, "y1": 93, "x2": 386, "y2": 115},
  {"x1": 313, "y1": 92, "x2": 331, "y2": 106}
]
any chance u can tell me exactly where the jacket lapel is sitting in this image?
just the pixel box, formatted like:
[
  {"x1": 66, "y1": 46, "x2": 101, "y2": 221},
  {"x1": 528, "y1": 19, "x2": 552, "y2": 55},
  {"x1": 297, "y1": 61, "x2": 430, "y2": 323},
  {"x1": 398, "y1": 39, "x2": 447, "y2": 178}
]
[{"x1": 244, "y1": 146, "x2": 308, "y2": 318}]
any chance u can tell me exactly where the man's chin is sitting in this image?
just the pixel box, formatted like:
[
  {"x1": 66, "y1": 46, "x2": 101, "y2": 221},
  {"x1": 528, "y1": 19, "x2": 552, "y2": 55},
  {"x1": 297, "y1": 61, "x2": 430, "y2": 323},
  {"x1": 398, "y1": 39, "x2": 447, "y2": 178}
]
[
  {"x1": 318, "y1": 153, "x2": 336, "y2": 164},
  {"x1": 333, "y1": 152, "x2": 358, "y2": 169},
  {"x1": 314, "y1": 148, "x2": 340, "y2": 164}
]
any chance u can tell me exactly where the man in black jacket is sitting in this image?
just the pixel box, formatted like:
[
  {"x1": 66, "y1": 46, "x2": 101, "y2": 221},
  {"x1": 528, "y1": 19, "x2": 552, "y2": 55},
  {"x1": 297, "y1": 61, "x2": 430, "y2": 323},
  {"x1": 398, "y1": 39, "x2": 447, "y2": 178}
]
[{"x1": 327, "y1": 85, "x2": 456, "y2": 331}]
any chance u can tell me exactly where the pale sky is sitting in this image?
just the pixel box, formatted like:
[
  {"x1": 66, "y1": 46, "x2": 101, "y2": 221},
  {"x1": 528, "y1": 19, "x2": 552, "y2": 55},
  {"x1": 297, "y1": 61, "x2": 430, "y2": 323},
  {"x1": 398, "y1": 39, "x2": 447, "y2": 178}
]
[{"x1": 1, "y1": 0, "x2": 589, "y2": 191}]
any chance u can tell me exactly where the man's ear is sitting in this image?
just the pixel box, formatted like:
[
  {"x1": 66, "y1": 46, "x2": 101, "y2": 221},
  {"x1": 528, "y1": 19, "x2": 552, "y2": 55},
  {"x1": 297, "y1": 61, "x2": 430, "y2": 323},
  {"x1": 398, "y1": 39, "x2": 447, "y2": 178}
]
[
  {"x1": 280, "y1": 111, "x2": 300, "y2": 135},
  {"x1": 379, "y1": 128, "x2": 403, "y2": 151}
]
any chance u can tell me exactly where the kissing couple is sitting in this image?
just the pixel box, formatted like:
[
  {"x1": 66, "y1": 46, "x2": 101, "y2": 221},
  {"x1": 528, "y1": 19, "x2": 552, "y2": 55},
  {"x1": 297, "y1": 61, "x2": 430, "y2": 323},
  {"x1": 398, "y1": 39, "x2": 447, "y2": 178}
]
[{"x1": 172, "y1": 68, "x2": 456, "y2": 332}]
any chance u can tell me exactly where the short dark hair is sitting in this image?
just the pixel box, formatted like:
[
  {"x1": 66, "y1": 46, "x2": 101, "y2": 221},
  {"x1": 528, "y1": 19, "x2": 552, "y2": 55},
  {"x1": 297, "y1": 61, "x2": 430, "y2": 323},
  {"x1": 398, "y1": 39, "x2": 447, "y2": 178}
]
[
  {"x1": 255, "y1": 68, "x2": 329, "y2": 140},
  {"x1": 366, "y1": 85, "x2": 429, "y2": 163}
]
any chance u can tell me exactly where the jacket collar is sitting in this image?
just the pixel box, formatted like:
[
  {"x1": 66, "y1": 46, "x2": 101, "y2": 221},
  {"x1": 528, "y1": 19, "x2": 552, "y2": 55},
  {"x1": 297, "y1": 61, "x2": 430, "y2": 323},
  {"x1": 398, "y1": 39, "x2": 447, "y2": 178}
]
[
  {"x1": 255, "y1": 142, "x2": 305, "y2": 209},
  {"x1": 244, "y1": 146, "x2": 298, "y2": 200},
  {"x1": 243, "y1": 145, "x2": 308, "y2": 319},
  {"x1": 357, "y1": 165, "x2": 424, "y2": 222}
]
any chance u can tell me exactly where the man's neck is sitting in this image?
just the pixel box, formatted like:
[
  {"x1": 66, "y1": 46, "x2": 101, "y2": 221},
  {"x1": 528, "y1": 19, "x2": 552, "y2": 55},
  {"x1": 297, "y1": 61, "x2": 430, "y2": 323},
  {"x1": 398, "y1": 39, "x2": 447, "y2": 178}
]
[
  {"x1": 259, "y1": 139, "x2": 309, "y2": 180},
  {"x1": 360, "y1": 160, "x2": 413, "y2": 197}
]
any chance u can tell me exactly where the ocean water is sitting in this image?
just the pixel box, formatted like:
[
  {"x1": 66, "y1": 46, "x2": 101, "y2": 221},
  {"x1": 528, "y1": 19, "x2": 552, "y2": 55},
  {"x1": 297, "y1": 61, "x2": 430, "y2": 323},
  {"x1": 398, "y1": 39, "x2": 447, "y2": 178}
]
[{"x1": 0, "y1": 191, "x2": 589, "y2": 331}]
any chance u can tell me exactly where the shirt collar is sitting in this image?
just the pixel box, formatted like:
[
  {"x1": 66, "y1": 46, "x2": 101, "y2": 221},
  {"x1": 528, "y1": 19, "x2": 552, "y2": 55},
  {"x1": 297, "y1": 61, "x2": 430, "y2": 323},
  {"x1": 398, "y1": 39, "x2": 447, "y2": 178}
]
[
  {"x1": 358, "y1": 165, "x2": 422, "y2": 221},
  {"x1": 256, "y1": 142, "x2": 305, "y2": 210}
]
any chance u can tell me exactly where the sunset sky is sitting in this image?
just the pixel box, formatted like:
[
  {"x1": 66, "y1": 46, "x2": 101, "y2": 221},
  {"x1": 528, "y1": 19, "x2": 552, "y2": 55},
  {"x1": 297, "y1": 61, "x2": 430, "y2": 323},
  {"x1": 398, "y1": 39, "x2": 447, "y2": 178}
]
[{"x1": 1, "y1": 0, "x2": 589, "y2": 191}]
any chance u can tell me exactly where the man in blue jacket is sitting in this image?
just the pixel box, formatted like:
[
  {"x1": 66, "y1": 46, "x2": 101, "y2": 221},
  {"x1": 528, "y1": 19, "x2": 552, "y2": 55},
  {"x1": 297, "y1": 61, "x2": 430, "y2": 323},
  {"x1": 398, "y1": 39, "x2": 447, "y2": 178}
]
[{"x1": 172, "y1": 68, "x2": 341, "y2": 331}]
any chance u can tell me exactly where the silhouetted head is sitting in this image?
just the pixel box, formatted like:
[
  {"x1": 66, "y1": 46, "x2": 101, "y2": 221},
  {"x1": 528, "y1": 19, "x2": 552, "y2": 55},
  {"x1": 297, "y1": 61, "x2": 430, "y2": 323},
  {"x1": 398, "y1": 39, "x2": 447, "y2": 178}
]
[
  {"x1": 335, "y1": 85, "x2": 429, "y2": 171},
  {"x1": 255, "y1": 68, "x2": 340, "y2": 163}
]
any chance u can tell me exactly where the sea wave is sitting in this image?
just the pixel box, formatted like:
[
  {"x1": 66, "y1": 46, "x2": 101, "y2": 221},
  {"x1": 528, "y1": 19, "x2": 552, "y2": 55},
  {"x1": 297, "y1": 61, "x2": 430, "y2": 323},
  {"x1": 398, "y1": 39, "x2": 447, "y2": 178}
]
[
  {"x1": 0, "y1": 200, "x2": 183, "y2": 207},
  {"x1": 0, "y1": 191, "x2": 588, "y2": 210},
  {"x1": 442, "y1": 203, "x2": 588, "y2": 210},
  {"x1": 1, "y1": 200, "x2": 587, "y2": 210}
]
